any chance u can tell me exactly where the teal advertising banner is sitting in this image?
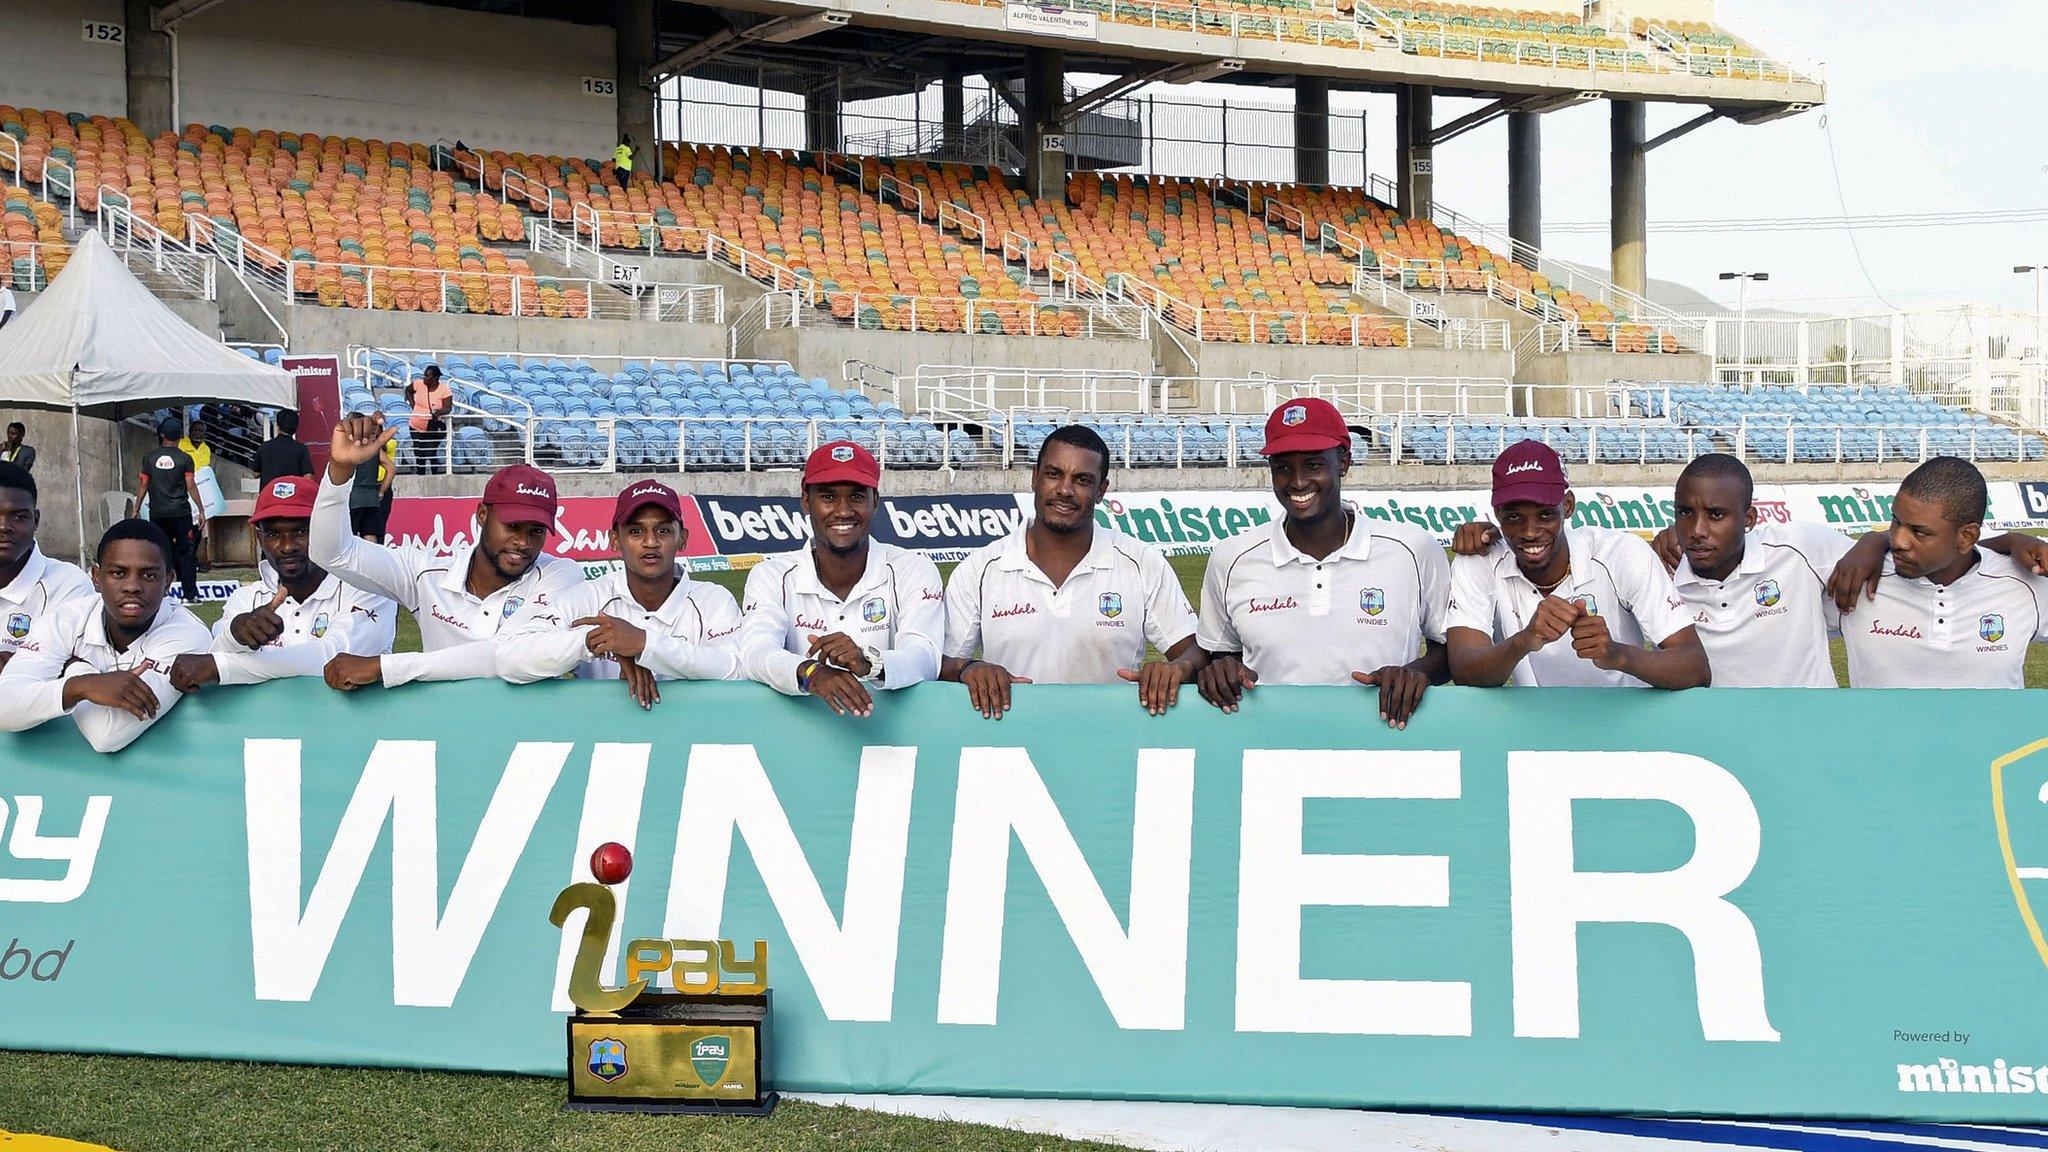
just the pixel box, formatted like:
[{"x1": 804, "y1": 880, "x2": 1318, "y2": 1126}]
[{"x1": 3, "y1": 680, "x2": 2048, "y2": 1121}]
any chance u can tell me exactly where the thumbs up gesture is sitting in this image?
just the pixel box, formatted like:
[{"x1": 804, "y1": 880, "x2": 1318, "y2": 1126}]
[{"x1": 229, "y1": 587, "x2": 292, "y2": 649}]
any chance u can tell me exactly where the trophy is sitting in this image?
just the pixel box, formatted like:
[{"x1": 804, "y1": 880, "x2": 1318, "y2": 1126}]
[{"x1": 551, "y1": 841, "x2": 778, "y2": 1115}]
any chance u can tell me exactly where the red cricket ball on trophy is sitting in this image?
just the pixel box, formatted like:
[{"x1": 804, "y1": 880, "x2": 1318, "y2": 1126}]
[{"x1": 589, "y1": 841, "x2": 633, "y2": 886}]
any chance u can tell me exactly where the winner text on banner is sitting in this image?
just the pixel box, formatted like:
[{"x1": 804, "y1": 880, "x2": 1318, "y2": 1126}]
[{"x1": 3, "y1": 681, "x2": 2048, "y2": 1121}]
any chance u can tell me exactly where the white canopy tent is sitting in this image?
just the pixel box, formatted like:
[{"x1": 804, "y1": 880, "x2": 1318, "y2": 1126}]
[{"x1": 0, "y1": 231, "x2": 294, "y2": 562}]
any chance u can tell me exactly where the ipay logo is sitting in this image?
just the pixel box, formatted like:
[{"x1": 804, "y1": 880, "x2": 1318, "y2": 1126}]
[{"x1": 0, "y1": 796, "x2": 111, "y2": 905}]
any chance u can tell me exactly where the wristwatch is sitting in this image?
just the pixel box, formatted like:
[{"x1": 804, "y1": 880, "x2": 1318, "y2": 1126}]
[{"x1": 859, "y1": 645, "x2": 885, "y2": 685}]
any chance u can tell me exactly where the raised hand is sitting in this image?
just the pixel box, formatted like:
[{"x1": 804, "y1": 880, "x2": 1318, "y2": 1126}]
[
  {"x1": 229, "y1": 587, "x2": 291, "y2": 649},
  {"x1": 1518, "y1": 595, "x2": 1581, "y2": 654},
  {"x1": 1451, "y1": 520, "x2": 1500, "y2": 557},
  {"x1": 327, "y1": 415, "x2": 398, "y2": 482},
  {"x1": 1570, "y1": 610, "x2": 1627, "y2": 671}
]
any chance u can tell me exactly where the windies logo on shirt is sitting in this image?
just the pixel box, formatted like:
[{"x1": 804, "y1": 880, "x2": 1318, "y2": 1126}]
[
  {"x1": 1098, "y1": 592, "x2": 1123, "y2": 619},
  {"x1": 1571, "y1": 594, "x2": 1598, "y2": 616},
  {"x1": 5, "y1": 613, "x2": 27, "y2": 640},
  {"x1": 1983, "y1": 614, "x2": 2007, "y2": 644},
  {"x1": 861, "y1": 596, "x2": 888, "y2": 624},
  {"x1": 1360, "y1": 588, "x2": 1385, "y2": 616},
  {"x1": 501, "y1": 596, "x2": 525, "y2": 620},
  {"x1": 311, "y1": 613, "x2": 331, "y2": 638},
  {"x1": 1754, "y1": 580, "x2": 1781, "y2": 608}
]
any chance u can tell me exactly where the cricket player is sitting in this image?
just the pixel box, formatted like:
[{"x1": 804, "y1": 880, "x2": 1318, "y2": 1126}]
[
  {"x1": 1831, "y1": 456, "x2": 2048, "y2": 687},
  {"x1": 0, "y1": 520, "x2": 211, "y2": 752},
  {"x1": 1194, "y1": 398, "x2": 1447, "y2": 727},
  {"x1": 497, "y1": 478, "x2": 741, "y2": 708},
  {"x1": 1445, "y1": 440, "x2": 1708, "y2": 689},
  {"x1": 168, "y1": 475, "x2": 397, "y2": 693},
  {"x1": 0, "y1": 461, "x2": 93, "y2": 674},
  {"x1": 311, "y1": 415, "x2": 586, "y2": 691},
  {"x1": 736, "y1": 440, "x2": 944, "y2": 717},
  {"x1": 942, "y1": 424, "x2": 1204, "y2": 718}
]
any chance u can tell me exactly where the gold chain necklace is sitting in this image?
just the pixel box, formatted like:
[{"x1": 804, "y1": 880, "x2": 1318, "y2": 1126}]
[{"x1": 1530, "y1": 562, "x2": 1572, "y2": 597}]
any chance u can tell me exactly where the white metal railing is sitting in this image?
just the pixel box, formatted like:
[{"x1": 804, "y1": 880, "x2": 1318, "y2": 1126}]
[
  {"x1": 39, "y1": 158, "x2": 77, "y2": 228},
  {"x1": 1643, "y1": 22, "x2": 1818, "y2": 85},
  {"x1": 705, "y1": 233, "x2": 821, "y2": 302},
  {"x1": 937, "y1": 201, "x2": 989, "y2": 246},
  {"x1": 571, "y1": 202, "x2": 708, "y2": 257},
  {"x1": 729, "y1": 289, "x2": 807, "y2": 356},
  {"x1": 97, "y1": 200, "x2": 215, "y2": 299},
  {"x1": 1390, "y1": 24, "x2": 1668, "y2": 75},
  {"x1": 1382, "y1": 415, "x2": 1700, "y2": 466},
  {"x1": 0, "y1": 240, "x2": 64, "y2": 292},
  {"x1": 437, "y1": 141, "x2": 564, "y2": 225},
  {"x1": 0, "y1": 134, "x2": 20, "y2": 188},
  {"x1": 910, "y1": 366, "x2": 1163, "y2": 419}
]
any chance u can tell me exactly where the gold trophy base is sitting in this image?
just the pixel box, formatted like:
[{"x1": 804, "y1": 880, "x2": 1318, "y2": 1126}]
[{"x1": 565, "y1": 991, "x2": 778, "y2": 1116}]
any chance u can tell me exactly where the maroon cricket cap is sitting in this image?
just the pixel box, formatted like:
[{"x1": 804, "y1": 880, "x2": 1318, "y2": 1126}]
[
  {"x1": 804, "y1": 440, "x2": 880, "y2": 488},
  {"x1": 613, "y1": 479, "x2": 683, "y2": 527},
  {"x1": 251, "y1": 475, "x2": 316, "y2": 524},
  {"x1": 1261, "y1": 397, "x2": 1350, "y2": 456},
  {"x1": 1492, "y1": 439, "x2": 1570, "y2": 508},
  {"x1": 482, "y1": 463, "x2": 559, "y2": 527}
]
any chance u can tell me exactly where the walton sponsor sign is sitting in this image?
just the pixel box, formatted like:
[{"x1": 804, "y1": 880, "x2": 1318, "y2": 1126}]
[{"x1": 9, "y1": 682, "x2": 2048, "y2": 1121}]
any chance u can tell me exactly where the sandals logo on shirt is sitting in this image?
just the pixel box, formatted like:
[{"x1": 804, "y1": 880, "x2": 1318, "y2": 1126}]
[
  {"x1": 1360, "y1": 587, "x2": 1385, "y2": 616},
  {"x1": 1098, "y1": 592, "x2": 1123, "y2": 619},
  {"x1": 1754, "y1": 580, "x2": 1781, "y2": 608},
  {"x1": 5, "y1": 613, "x2": 28, "y2": 640},
  {"x1": 861, "y1": 596, "x2": 888, "y2": 624}
]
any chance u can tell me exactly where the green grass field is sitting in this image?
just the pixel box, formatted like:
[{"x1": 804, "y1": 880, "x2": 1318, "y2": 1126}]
[
  {"x1": 190, "y1": 551, "x2": 2048, "y2": 688},
  {"x1": 0, "y1": 1051, "x2": 1134, "y2": 1152}
]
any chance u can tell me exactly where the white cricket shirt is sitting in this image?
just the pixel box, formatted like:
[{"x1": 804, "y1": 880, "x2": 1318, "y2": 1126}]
[
  {"x1": 1197, "y1": 512, "x2": 1449, "y2": 683},
  {"x1": 497, "y1": 566, "x2": 742, "y2": 683},
  {"x1": 738, "y1": 541, "x2": 944, "y2": 695},
  {"x1": 944, "y1": 524, "x2": 1198, "y2": 684},
  {"x1": 0, "y1": 545, "x2": 94, "y2": 662},
  {"x1": 0, "y1": 596, "x2": 212, "y2": 751},
  {"x1": 1447, "y1": 525, "x2": 1693, "y2": 688},
  {"x1": 309, "y1": 473, "x2": 586, "y2": 685},
  {"x1": 208, "y1": 563, "x2": 398, "y2": 684},
  {"x1": 1673, "y1": 522, "x2": 1852, "y2": 689},
  {"x1": 1841, "y1": 548, "x2": 2048, "y2": 688}
]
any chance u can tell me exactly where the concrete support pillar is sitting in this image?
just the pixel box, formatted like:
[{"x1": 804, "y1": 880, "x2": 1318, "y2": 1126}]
[
  {"x1": 805, "y1": 91, "x2": 842, "y2": 154},
  {"x1": 123, "y1": 0, "x2": 174, "y2": 138},
  {"x1": 1023, "y1": 47, "x2": 1066, "y2": 204},
  {"x1": 615, "y1": 0, "x2": 658, "y2": 177},
  {"x1": 1507, "y1": 110, "x2": 1541, "y2": 266},
  {"x1": 1610, "y1": 99, "x2": 1647, "y2": 297},
  {"x1": 1395, "y1": 84, "x2": 1433, "y2": 220},
  {"x1": 942, "y1": 72, "x2": 965, "y2": 160},
  {"x1": 1293, "y1": 76, "x2": 1330, "y2": 186}
]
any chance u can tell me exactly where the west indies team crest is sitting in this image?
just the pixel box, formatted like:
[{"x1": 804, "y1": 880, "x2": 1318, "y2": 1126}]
[
  {"x1": 1098, "y1": 592, "x2": 1123, "y2": 618},
  {"x1": 1280, "y1": 404, "x2": 1307, "y2": 426},
  {"x1": 1991, "y1": 740, "x2": 2048, "y2": 975},
  {"x1": 1360, "y1": 587, "x2": 1385, "y2": 616},
  {"x1": 588, "y1": 1037, "x2": 627, "y2": 1082},
  {"x1": 5, "y1": 612, "x2": 28, "y2": 640},
  {"x1": 502, "y1": 596, "x2": 525, "y2": 619},
  {"x1": 1754, "y1": 579, "x2": 1781, "y2": 608},
  {"x1": 1984, "y1": 614, "x2": 2007, "y2": 644},
  {"x1": 311, "y1": 612, "x2": 331, "y2": 638},
  {"x1": 1571, "y1": 594, "x2": 1599, "y2": 616},
  {"x1": 861, "y1": 596, "x2": 888, "y2": 624}
]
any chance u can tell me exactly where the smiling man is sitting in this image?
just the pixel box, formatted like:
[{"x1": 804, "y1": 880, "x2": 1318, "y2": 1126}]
[
  {"x1": 310, "y1": 415, "x2": 585, "y2": 691},
  {"x1": 0, "y1": 461, "x2": 93, "y2": 675},
  {"x1": 1836, "y1": 456, "x2": 2048, "y2": 687},
  {"x1": 1445, "y1": 440, "x2": 1708, "y2": 689},
  {"x1": 167, "y1": 475, "x2": 397, "y2": 694},
  {"x1": 943, "y1": 424, "x2": 1204, "y2": 718},
  {"x1": 0, "y1": 520, "x2": 212, "y2": 752},
  {"x1": 736, "y1": 441, "x2": 944, "y2": 717},
  {"x1": 1194, "y1": 398, "x2": 1448, "y2": 728},
  {"x1": 497, "y1": 479, "x2": 741, "y2": 708}
]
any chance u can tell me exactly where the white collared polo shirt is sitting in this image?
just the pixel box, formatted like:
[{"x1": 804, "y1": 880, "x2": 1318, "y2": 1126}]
[
  {"x1": 498, "y1": 566, "x2": 742, "y2": 683},
  {"x1": 945, "y1": 524, "x2": 1197, "y2": 684},
  {"x1": 0, "y1": 545, "x2": 93, "y2": 661},
  {"x1": 309, "y1": 472, "x2": 587, "y2": 685},
  {"x1": 1447, "y1": 525, "x2": 1693, "y2": 687},
  {"x1": 0, "y1": 596, "x2": 212, "y2": 751},
  {"x1": 209, "y1": 565, "x2": 398, "y2": 684},
  {"x1": 738, "y1": 541, "x2": 944, "y2": 694},
  {"x1": 1674, "y1": 522, "x2": 1852, "y2": 688},
  {"x1": 1841, "y1": 548, "x2": 2048, "y2": 688},
  {"x1": 1197, "y1": 511, "x2": 1448, "y2": 683}
]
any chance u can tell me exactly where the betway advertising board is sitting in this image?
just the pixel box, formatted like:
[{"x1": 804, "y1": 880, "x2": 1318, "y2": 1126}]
[
  {"x1": 8, "y1": 680, "x2": 2048, "y2": 1122},
  {"x1": 383, "y1": 481, "x2": 2047, "y2": 569}
]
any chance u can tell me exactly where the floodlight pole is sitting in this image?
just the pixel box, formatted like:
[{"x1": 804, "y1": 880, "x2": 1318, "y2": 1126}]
[{"x1": 1719, "y1": 271, "x2": 1768, "y2": 385}]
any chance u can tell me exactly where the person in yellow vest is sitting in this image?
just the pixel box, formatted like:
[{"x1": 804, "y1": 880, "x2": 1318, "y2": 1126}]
[
  {"x1": 612, "y1": 137, "x2": 634, "y2": 190},
  {"x1": 405, "y1": 365, "x2": 453, "y2": 474}
]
